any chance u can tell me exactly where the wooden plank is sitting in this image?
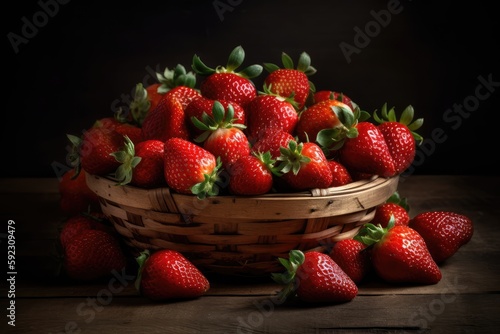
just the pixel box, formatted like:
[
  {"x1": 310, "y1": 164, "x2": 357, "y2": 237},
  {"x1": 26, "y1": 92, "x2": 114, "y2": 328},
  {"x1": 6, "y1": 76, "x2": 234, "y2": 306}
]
[{"x1": 12, "y1": 294, "x2": 500, "y2": 334}]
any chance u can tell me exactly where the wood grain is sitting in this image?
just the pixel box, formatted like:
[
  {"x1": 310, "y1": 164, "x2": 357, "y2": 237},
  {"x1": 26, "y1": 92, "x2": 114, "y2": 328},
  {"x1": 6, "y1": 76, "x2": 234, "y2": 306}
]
[{"x1": 1, "y1": 175, "x2": 499, "y2": 333}]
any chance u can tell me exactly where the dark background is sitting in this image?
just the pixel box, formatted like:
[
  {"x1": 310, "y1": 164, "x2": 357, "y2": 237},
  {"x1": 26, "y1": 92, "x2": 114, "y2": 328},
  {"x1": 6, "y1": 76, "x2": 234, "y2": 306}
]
[{"x1": 3, "y1": 0, "x2": 499, "y2": 178}]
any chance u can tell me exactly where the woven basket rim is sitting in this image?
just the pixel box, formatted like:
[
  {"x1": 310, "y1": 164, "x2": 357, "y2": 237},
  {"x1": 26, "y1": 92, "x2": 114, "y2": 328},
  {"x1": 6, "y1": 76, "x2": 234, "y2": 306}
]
[{"x1": 86, "y1": 173, "x2": 399, "y2": 220}]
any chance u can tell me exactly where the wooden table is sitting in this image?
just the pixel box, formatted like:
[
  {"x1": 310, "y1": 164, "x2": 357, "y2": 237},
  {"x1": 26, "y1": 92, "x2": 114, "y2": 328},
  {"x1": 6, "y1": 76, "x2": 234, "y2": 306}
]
[{"x1": 1, "y1": 175, "x2": 499, "y2": 333}]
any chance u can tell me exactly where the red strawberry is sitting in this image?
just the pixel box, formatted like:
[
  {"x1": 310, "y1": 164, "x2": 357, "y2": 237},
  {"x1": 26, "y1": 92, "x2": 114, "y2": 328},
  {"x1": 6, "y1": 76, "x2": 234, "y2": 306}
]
[
  {"x1": 263, "y1": 51, "x2": 316, "y2": 110},
  {"x1": 355, "y1": 220, "x2": 442, "y2": 285},
  {"x1": 191, "y1": 101, "x2": 250, "y2": 169},
  {"x1": 329, "y1": 239, "x2": 372, "y2": 284},
  {"x1": 163, "y1": 137, "x2": 221, "y2": 198},
  {"x1": 185, "y1": 96, "x2": 245, "y2": 138},
  {"x1": 277, "y1": 140, "x2": 333, "y2": 191},
  {"x1": 192, "y1": 45, "x2": 262, "y2": 109},
  {"x1": 327, "y1": 160, "x2": 353, "y2": 187},
  {"x1": 409, "y1": 211, "x2": 474, "y2": 263},
  {"x1": 59, "y1": 213, "x2": 112, "y2": 250},
  {"x1": 250, "y1": 128, "x2": 295, "y2": 159},
  {"x1": 228, "y1": 151, "x2": 277, "y2": 195},
  {"x1": 272, "y1": 250, "x2": 358, "y2": 303},
  {"x1": 64, "y1": 229, "x2": 127, "y2": 281},
  {"x1": 145, "y1": 83, "x2": 164, "y2": 111},
  {"x1": 95, "y1": 116, "x2": 143, "y2": 145},
  {"x1": 156, "y1": 64, "x2": 201, "y2": 109},
  {"x1": 141, "y1": 94, "x2": 190, "y2": 142},
  {"x1": 295, "y1": 99, "x2": 351, "y2": 144},
  {"x1": 338, "y1": 122, "x2": 397, "y2": 178},
  {"x1": 312, "y1": 90, "x2": 355, "y2": 111},
  {"x1": 370, "y1": 191, "x2": 410, "y2": 227},
  {"x1": 245, "y1": 94, "x2": 298, "y2": 143},
  {"x1": 135, "y1": 249, "x2": 210, "y2": 300},
  {"x1": 373, "y1": 103, "x2": 424, "y2": 174},
  {"x1": 79, "y1": 126, "x2": 125, "y2": 176},
  {"x1": 58, "y1": 167, "x2": 99, "y2": 215},
  {"x1": 129, "y1": 83, "x2": 164, "y2": 126},
  {"x1": 112, "y1": 136, "x2": 165, "y2": 188}
]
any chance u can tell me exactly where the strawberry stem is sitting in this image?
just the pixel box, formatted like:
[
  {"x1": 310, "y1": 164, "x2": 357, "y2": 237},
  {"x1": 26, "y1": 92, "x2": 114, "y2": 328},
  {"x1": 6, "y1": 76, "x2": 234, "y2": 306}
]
[{"x1": 134, "y1": 249, "x2": 151, "y2": 292}]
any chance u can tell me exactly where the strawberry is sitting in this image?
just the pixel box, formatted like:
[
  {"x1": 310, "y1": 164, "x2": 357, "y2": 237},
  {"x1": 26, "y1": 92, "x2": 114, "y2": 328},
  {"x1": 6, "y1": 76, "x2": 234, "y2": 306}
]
[
  {"x1": 112, "y1": 136, "x2": 165, "y2": 188},
  {"x1": 329, "y1": 239, "x2": 372, "y2": 284},
  {"x1": 338, "y1": 122, "x2": 397, "y2": 178},
  {"x1": 79, "y1": 126, "x2": 125, "y2": 176},
  {"x1": 163, "y1": 137, "x2": 221, "y2": 199},
  {"x1": 373, "y1": 103, "x2": 424, "y2": 174},
  {"x1": 64, "y1": 229, "x2": 127, "y2": 281},
  {"x1": 191, "y1": 100, "x2": 250, "y2": 169},
  {"x1": 409, "y1": 211, "x2": 474, "y2": 264},
  {"x1": 58, "y1": 167, "x2": 99, "y2": 215},
  {"x1": 312, "y1": 90, "x2": 355, "y2": 111},
  {"x1": 327, "y1": 160, "x2": 353, "y2": 187},
  {"x1": 129, "y1": 83, "x2": 164, "y2": 126},
  {"x1": 277, "y1": 140, "x2": 333, "y2": 191},
  {"x1": 59, "y1": 213, "x2": 112, "y2": 250},
  {"x1": 272, "y1": 250, "x2": 358, "y2": 303},
  {"x1": 192, "y1": 45, "x2": 263, "y2": 109},
  {"x1": 263, "y1": 51, "x2": 317, "y2": 110},
  {"x1": 141, "y1": 94, "x2": 190, "y2": 142},
  {"x1": 145, "y1": 83, "x2": 164, "y2": 111},
  {"x1": 135, "y1": 249, "x2": 210, "y2": 301},
  {"x1": 185, "y1": 96, "x2": 246, "y2": 139},
  {"x1": 228, "y1": 151, "x2": 277, "y2": 195},
  {"x1": 156, "y1": 64, "x2": 201, "y2": 109},
  {"x1": 95, "y1": 116, "x2": 143, "y2": 145},
  {"x1": 245, "y1": 93, "x2": 299, "y2": 143},
  {"x1": 355, "y1": 219, "x2": 442, "y2": 285},
  {"x1": 250, "y1": 128, "x2": 295, "y2": 159},
  {"x1": 295, "y1": 99, "x2": 351, "y2": 144},
  {"x1": 370, "y1": 191, "x2": 410, "y2": 227}
]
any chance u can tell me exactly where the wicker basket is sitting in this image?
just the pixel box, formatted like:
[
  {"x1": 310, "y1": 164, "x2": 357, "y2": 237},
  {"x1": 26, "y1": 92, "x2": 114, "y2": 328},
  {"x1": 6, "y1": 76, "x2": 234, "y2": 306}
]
[{"x1": 86, "y1": 172, "x2": 399, "y2": 277}]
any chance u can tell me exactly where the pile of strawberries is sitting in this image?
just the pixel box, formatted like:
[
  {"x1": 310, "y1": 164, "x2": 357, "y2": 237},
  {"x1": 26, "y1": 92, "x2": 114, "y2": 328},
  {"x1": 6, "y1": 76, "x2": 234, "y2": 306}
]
[{"x1": 56, "y1": 45, "x2": 474, "y2": 304}]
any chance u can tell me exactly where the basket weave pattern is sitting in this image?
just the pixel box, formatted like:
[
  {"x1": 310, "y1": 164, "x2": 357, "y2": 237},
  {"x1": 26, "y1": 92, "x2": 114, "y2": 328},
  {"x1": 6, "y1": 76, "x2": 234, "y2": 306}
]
[{"x1": 86, "y1": 173, "x2": 399, "y2": 276}]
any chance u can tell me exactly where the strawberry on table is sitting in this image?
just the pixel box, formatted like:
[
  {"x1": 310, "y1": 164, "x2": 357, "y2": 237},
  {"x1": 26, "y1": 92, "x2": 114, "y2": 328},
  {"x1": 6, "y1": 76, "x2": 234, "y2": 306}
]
[
  {"x1": 373, "y1": 103, "x2": 424, "y2": 174},
  {"x1": 263, "y1": 51, "x2": 317, "y2": 110},
  {"x1": 329, "y1": 239, "x2": 372, "y2": 284},
  {"x1": 355, "y1": 218, "x2": 442, "y2": 285},
  {"x1": 64, "y1": 229, "x2": 127, "y2": 281},
  {"x1": 192, "y1": 45, "x2": 262, "y2": 109},
  {"x1": 59, "y1": 212, "x2": 113, "y2": 250},
  {"x1": 58, "y1": 167, "x2": 99, "y2": 215},
  {"x1": 112, "y1": 136, "x2": 166, "y2": 188},
  {"x1": 272, "y1": 250, "x2": 358, "y2": 304},
  {"x1": 191, "y1": 100, "x2": 250, "y2": 170},
  {"x1": 163, "y1": 137, "x2": 221, "y2": 199},
  {"x1": 370, "y1": 191, "x2": 410, "y2": 227},
  {"x1": 409, "y1": 211, "x2": 474, "y2": 263},
  {"x1": 135, "y1": 249, "x2": 210, "y2": 301}
]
